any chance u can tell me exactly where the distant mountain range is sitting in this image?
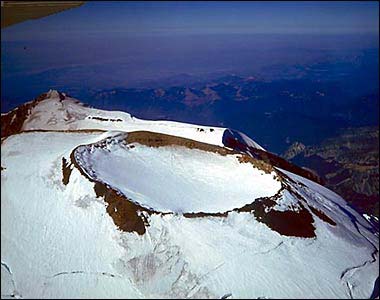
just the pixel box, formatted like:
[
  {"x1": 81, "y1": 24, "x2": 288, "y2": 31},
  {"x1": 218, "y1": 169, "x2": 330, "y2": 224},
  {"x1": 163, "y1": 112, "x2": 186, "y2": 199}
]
[
  {"x1": 78, "y1": 74, "x2": 378, "y2": 154},
  {"x1": 283, "y1": 127, "x2": 379, "y2": 218}
]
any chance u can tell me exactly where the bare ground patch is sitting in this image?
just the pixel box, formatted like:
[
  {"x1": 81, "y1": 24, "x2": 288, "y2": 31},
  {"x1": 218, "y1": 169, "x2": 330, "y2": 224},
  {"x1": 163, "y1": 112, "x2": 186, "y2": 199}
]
[
  {"x1": 93, "y1": 182, "x2": 152, "y2": 235},
  {"x1": 124, "y1": 131, "x2": 236, "y2": 156},
  {"x1": 309, "y1": 206, "x2": 337, "y2": 226},
  {"x1": 237, "y1": 187, "x2": 316, "y2": 238},
  {"x1": 61, "y1": 157, "x2": 73, "y2": 186},
  {"x1": 1, "y1": 92, "x2": 48, "y2": 138}
]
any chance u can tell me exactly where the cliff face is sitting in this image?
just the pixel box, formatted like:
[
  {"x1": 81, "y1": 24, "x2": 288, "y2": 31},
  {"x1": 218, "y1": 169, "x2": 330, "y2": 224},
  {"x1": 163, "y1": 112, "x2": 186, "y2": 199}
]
[{"x1": 283, "y1": 127, "x2": 379, "y2": 217}]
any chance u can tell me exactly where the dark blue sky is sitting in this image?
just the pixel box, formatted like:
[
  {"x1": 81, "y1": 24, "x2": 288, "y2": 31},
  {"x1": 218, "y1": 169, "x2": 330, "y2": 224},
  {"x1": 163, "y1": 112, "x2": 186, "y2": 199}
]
[
  {"x1": 2, "y1": 1, "x2": 379, "y2": 40},
  {"x1": 1, "y1": 1, "x2": 379, "y2": 109}
]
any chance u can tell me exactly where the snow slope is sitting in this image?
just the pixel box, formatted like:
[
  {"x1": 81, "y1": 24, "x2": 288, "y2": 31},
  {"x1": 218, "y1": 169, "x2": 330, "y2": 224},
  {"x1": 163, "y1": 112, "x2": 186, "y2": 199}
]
[
  {"x1": 17, "y1": 89, "x2": 263, "y2": 150},
  {"x1": 1, "y1": 91, "x2": 378, "y2": 299}
]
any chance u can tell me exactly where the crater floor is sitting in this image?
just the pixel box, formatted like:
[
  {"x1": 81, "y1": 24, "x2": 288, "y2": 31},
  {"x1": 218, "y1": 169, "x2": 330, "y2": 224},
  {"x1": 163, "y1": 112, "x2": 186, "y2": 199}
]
[{"x1": 74, "y1": 132, "x2": 281, "y2": 214}]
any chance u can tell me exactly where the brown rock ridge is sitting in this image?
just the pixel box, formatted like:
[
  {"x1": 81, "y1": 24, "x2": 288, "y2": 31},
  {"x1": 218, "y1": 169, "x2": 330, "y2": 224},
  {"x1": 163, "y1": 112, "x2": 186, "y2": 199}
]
[
  {"x1": 1, "y1": 91, "x2": 67, "y2": 138},
  {"x1": 222, "y1": 130, "x2": 324, "y2": 185},
  {"x1": 1, "y1": 93, "x2": 48, "y2": 138}
]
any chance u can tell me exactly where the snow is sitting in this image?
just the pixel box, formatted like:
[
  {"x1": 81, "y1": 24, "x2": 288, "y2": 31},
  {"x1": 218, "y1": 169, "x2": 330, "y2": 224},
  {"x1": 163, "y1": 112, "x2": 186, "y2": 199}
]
[
  {"x1": 364, "y1": 213, "x2": 379, "y2": 224},
  {"x1": 41, "y1": 273, "x2": 143, "y2": 299},
  {"x1": 119, "y1": 209, "x2": 377, "y2": 299},
  {"x1": 1, "y1": 92, "x2": 378, "y2": 298},
  {"x1": 235, "y1": 130, "x2": 265, "y2": 151},
  {"x1": 20, "y1": 92, "x2": 253, "y2": 149},
  {"x1": 2, "y1": 131, "x2": 378, "y2": 299},
  {"x1": 278, "y1": 168, "x2": 377, "y2": 242},
  {"x1": 1, "y1": 132, "x2": 142, "y2": 298},
  {"x1": 74, "y1": 133, "x2": 281, "y2": 213},
  {"x1": 272, "y1": 189, "x2": 301, "y2": 212}
]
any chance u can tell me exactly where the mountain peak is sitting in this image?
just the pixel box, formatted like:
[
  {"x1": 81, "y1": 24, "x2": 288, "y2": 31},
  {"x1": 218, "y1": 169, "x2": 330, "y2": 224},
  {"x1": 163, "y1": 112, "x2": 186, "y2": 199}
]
[
  {"x1": 1, "y1": 91, "x2": 378, "y2": 299},
  {"x1": 46, "y1": 89, "x2": 65, "y2": 100}
]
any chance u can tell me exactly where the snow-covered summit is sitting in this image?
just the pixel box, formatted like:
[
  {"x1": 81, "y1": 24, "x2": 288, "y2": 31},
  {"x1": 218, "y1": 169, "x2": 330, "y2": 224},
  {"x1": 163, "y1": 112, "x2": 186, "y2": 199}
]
[
  {"x1": 2, "y1": 90, "x2": 264, "y2": 150},
  {"x1": 46, "y1": 89, "x2": 63, "y2": 99},
  {"x1": 1, "y1": 91, "x2": 378, "y2": 299}
]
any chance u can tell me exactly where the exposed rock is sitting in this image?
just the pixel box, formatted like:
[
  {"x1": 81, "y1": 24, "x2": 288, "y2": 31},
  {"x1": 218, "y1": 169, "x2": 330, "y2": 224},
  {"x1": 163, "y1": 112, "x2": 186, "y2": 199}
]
[
  {"x1": 283, "y1": 142, "x2": 306, "y2": 160},
  {"x1": 283, "y1": 127, "x2": 379, "y2": 217}
]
